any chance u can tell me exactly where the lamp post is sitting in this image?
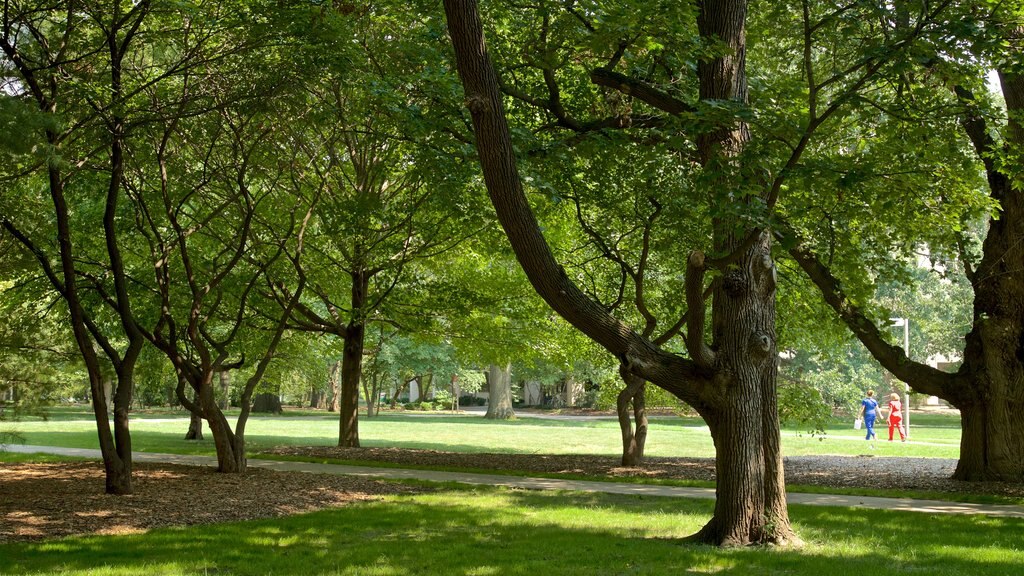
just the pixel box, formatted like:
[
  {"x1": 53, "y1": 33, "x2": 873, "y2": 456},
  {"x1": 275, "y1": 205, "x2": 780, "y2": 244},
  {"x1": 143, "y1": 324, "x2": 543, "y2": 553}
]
[{"x1": 889, "y1": 317, "x2": 910, "y2": 439}]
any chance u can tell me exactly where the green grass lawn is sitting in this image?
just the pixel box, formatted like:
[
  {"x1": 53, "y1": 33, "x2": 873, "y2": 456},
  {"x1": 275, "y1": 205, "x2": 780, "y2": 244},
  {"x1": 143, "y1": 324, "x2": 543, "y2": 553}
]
[
  {"x1": 2, "y1": 486, "x2": 1021, "y2": 576},
  {"x1": 3, "y1": 406, "x2": 963, "y2": 460}
]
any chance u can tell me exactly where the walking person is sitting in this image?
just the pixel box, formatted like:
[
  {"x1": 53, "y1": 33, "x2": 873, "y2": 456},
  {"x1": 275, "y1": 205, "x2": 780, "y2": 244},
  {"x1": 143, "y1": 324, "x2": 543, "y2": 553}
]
[
  {"x1": 886, "y1": 392, "x2": 907, "y2": 442},
  {"x1": 858, "y1": 389, "x2": 881, "y2": 444}
]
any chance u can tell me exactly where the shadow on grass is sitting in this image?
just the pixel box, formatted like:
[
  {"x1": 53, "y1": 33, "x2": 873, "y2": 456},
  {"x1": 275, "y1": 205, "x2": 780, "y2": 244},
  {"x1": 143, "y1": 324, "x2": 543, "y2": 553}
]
[{"x1": 2, "y1": 487, "x2": 1022, "y2": 576}]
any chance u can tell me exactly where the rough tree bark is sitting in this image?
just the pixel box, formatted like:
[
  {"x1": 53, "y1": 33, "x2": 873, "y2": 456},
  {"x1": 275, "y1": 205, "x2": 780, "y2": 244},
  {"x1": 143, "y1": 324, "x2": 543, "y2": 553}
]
[
  {"x1": 484, "y1": 363, "x2": 515, "y2": 420},
  {"x1": 339, "y1": 269, "x2": 369, "y2": 447},
  {"x1": 443, "y1": 0, "x2": 796, "y2": 546}
]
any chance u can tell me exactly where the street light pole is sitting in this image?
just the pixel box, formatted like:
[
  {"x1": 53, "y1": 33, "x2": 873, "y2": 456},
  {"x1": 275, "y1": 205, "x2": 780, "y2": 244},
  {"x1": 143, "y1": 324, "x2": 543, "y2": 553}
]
[{"x1": 890, "y1": 317, "x2": 911, "y2": 440}]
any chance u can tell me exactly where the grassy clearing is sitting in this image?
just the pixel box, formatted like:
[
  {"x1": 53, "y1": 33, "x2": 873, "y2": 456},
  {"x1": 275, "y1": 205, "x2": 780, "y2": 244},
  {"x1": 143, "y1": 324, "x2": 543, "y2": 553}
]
[
  {"x1": 4, "y1": 406, "x2": 963, "y2": 460},
  {"x1": 2, "y1": 486, "x2": 1021, "y2": 576}
]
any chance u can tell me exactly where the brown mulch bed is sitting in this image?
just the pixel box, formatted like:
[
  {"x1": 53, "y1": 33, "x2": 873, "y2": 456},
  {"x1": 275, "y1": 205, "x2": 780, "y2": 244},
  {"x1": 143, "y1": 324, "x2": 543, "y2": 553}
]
[
  {"x1": 263, "y1": 446, "x2": 1024, "y2": 499},
  {"x1": 0, "y1": 460, "x2": 425, "y2": 543},
  {"x1": 6, "y1": 447, "x2": 1023, "y2": 544}
]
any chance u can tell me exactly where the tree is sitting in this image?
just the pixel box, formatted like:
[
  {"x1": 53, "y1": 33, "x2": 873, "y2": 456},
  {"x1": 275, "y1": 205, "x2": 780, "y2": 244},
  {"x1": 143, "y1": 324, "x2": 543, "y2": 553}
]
[
  {"x1": 0, "y1": 0, "x2": 166, "y2": 494},
  {"x1": 443, "y1": 0, "x2": 963, "y2": 545},
  {"x1": 444, "y1": 0, "x2": 795, "y2": 546},
  {"x1": 280, "y1": 4, "x2": 480, "y2": 446},
  {"x1": 786, "y1": 5, "x2": 1024, "y2": 481},
  {"x1": 126, "y1": 73, "x2": 311, "y2": 472}
]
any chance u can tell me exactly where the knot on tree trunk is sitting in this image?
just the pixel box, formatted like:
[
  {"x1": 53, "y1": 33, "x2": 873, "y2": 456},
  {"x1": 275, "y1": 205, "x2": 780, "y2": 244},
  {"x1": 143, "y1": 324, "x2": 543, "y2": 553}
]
[
  {"x1": 723, "y1": 269, "x2": 746, "y2": 297},
  {"x1": 748, "y1": 330, "x2": 773, "y2": 357},
  {"x1": 465, "y1": 94, "x2": 492, "y2": 114}
]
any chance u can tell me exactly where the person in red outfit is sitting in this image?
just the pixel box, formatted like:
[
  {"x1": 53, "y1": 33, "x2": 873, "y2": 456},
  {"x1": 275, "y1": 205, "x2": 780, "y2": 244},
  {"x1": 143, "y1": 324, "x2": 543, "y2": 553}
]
[{"x1": 885, "y1": 392, "x2": 907, "y2": 442}]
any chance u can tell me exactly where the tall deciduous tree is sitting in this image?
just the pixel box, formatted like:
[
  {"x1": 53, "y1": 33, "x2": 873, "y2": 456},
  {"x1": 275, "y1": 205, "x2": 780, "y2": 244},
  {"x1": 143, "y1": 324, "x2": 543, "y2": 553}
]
[
  {"x1": 444, "y1": 0, "x2": 796, "y2": 546},
  {"x1": 281, "y1": 4, "x2": 480, "y2": 447},
  {"x1": 444, "y1": 0, "x2": 960, "y2": 545},
  {"x1": 0, "y1": 0, "x2": 162, "y2": 494},
  {"x1": 787, "y1": 6, "x2": 1024, "y2": 481}
]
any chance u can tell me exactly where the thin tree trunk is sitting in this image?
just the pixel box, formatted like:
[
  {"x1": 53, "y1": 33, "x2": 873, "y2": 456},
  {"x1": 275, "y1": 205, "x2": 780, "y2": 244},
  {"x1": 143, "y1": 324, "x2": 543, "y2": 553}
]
[
  {"x1": 617, "y1": 369, "x2": 647, "y2": 466},
  {"x1": 328, "y1": 359, "x2": 341, "y2": 412},
  {"x1": 218, "y1": 370, "x2": 230, "y2": 411},
  {"x1": 421, "y1": 373, "x2": 434, "y2": 402},
  {"x1": 184, "y1": 389, "x2": 204, "y2": 440},
  {"x1": 484, "y1": 363, "x2": 515, "y2": 420}
]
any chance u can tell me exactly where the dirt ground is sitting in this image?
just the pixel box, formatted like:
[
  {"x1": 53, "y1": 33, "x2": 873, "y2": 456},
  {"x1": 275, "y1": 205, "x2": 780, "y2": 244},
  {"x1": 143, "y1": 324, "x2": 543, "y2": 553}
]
[
  {"x1": 5, "y1": 447, "x2": 1023, "y2": 543},
  {"x1": 0, "y1": 460, "x2": 425, "y2": 543}
]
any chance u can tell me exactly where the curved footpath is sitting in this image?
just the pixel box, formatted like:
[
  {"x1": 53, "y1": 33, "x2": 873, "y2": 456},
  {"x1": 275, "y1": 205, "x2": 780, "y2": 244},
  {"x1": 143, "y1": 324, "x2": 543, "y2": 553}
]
[{"x1": 6, "y1": 444, "x2": 1024, "y2": 519}]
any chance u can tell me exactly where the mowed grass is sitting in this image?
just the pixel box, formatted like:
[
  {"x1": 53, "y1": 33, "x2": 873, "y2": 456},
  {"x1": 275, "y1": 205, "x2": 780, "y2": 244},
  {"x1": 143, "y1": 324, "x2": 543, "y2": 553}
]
[
  {"x1": 2, "y1": 486, "x2": 1022, "y2": 576},
  {"x1": 4, "y1": 406, "x2": 963, "y2": 460}
]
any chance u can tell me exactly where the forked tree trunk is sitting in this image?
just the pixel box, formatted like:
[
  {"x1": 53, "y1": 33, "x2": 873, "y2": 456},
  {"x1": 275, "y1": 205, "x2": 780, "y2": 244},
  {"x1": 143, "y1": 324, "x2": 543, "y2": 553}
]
[
  {"x1": 420, "y1": 373, "x2": 434, "y2": 402},
  {"x1": 951, "y1": 66, "x2": 1024, "y2": 481},
  {"x1": 200, "y1": 374, "x2": 246, "y2": 473},
  {"x1": 484, "y1": 363, "x2": 515, "y2": 420},
  {"x1": 105, "y1": 367, "x2": 137, "y2": 495},
  {"x1": 792, "y1": 56, "x2": 1024, "y2": 483},
  {"x1": 691, "y1": 236, "x2": 792, "y2": 546},
  {"x1": 617, "y1": 370, "x2": 648, "y2": 466},
  {"x1": 185, "y1": 389, "x2": 204, "y2": 440}
]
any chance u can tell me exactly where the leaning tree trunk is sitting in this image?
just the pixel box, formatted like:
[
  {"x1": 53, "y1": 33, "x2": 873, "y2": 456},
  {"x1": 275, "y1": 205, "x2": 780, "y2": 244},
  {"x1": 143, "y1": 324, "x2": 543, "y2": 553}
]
[
  {"x1": 617, "y1": 369, "x2": 648, "y2": 466},
  {"x1": 484, "y1": 363, "x2": 515, "y2": 420}
]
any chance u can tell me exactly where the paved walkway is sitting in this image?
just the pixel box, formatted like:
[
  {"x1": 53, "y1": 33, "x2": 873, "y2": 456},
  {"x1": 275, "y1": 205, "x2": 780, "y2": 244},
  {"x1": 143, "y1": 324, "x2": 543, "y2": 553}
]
[{"x1": 6, "y1": 444, "x2": 1024, "y2": 519}]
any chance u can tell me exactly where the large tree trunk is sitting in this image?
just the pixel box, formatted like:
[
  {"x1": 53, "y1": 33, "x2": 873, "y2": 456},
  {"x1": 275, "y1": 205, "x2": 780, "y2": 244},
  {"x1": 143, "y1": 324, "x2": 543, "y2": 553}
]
[
  {"x1": 952, "y1": 64, "x2": 1024, "y2": 480},
  {"x1": 695, "y1": 0, "x2": 792, "y2": 543},
  {"x1": 484, "y1": 363, "x2": 515, "y2": 419},
  {"x1": 310, "y1": 386, "x2": 325, "y2": 409},
  {"x1": 954, "y1": 195, "x2": 1024, "y2": 481},
  {"x1": 617, "y1": 370, "x2": 647, "y2": 466},
  {"x1": 692, "y1": 236, "x2": 792, "y2": 546},
  {"x1": 339, "y1": 270, "x2": 369, "y2": 447},
  {"x1": 563, "y1": 377, "x2": 581, "y2": 407}
]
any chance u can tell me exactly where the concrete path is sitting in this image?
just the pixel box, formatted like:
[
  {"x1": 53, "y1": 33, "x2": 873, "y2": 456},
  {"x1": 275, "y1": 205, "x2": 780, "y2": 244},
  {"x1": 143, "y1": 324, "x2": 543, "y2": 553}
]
[{"x1": 6, "y1": 444, "x2": 1024, "y2": 519}]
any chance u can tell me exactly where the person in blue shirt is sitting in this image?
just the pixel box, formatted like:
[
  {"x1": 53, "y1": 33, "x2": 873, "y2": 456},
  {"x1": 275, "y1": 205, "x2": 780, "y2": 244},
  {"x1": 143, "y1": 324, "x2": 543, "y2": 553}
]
[{"x1": 857, "y1": 389, "x2": 881, "y2": 442}]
